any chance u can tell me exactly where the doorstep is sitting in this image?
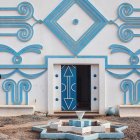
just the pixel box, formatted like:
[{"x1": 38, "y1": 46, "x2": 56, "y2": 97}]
[
  {"x1": 0, "y1": 105, "x2": 35, "y2": 117},
  {"x1": 119, "y1": 105, "x2": 140, "y2": 117},
  {"x1": 53, "y1": 111, "x2": 100, "y2": 118}
]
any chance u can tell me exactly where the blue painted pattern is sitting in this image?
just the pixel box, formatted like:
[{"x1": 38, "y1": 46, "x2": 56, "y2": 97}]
[
  {"x1": 1, "y1": 69, "x2": 47, "y2": 79},
  {"x1": 118, "y1": 23, "x2": 140, "y2": 43},
  {"x1": 0, "y1": 2, "x2": 34, "y2": 21},
  {"x1": 0, "y1": 44, "x2": 47, "y2": 79},
  {"x1": 45, "y1": 51, "x2": 140, "y2": 79},
  {"x1": 1, "y1": 2, "x2": 138, "y2": 43},
  {"x1": 61, "y1": 65, "x2": 77, "y2": 111},
  {"x1": 0, "y1": 44, "x2": 42, "y2": 64},
  {"x1": 0, "y1": 23, "x2": 33, "y2": 42},
  {"x1": 110, "y1": 3, "x2": 140, "y2": 42},
  {"x1": 2, "y1": 79, "x2": 32, "y2": 105},
  {"x1": 107, "y1": 44, "x2": 140, "y2": 79},
  {"x1": 0, "y1": 2, "x2": 43, "y2": 42},
  {"x1": 44, "y1": 0, "x2": 107, "y2": 55},
  {"x1": 118, "y1": 3, "x2": 140, "y2": 23},
  {"x1": 120, "y1": 79, "x2": 140, "y2": 105}
]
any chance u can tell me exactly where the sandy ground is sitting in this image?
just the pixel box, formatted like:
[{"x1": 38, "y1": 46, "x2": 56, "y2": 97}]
[{"x1": 0, "y1": 113, "x2": 139, "y2": 140}]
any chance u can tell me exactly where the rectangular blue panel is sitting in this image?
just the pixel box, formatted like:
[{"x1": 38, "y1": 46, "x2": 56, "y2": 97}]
[{"x1": 61, "y1": 65, "x2": 77, "y2": 111}]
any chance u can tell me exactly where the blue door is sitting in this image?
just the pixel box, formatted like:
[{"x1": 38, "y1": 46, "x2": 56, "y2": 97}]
[{"x1": 61, "y1": 65, "x2": 77, "y2": 111}]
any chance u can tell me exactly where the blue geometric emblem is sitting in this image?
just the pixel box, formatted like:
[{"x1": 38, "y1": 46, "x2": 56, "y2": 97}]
[
  {"x1": 44, "y1": 0, "x2": 108, "y2": 55},
  {"x1": 61, "y1": 65, "x2": 77, "y2": 111}
]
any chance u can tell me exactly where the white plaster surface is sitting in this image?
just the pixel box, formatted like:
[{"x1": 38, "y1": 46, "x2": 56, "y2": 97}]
[
  {"x1": 0, "y1": 105, "x2": 34, "y2": 116},
  {"x1": 119, "y1": 105, "x2": 140, "y2": 117},
  {"x1": 91, "y1": 65, "x2": 99, "y2": 112},
  {"x1": 0, "y1": 0, "x2": 139, "y2": 115}
]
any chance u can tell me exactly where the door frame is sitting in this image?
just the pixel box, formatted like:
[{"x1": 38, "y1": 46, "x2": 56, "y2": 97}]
[{"x1": 47, "y1": 57, "x2": 106, "y2": 115}]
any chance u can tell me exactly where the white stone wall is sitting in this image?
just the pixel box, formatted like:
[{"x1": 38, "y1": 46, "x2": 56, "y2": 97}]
[{"x1": 0, "y1": 0, "x2": 139, "y2": 113}]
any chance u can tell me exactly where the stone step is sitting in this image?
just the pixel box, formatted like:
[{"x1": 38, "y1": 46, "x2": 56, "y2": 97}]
[
  {"x1": 0, "y1": 105, "x2": 34, "y2": 117},
  {"x1": 119, "y1": 105, "x2": 140, "y2": 117},
  {"x1": 52, "y1": 111, "x2": 100, "y2": 118}
]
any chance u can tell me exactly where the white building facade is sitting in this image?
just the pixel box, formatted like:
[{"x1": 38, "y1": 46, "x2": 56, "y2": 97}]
[{"x1": 0, "y1": 0, "x2": 139, "y2": 117}]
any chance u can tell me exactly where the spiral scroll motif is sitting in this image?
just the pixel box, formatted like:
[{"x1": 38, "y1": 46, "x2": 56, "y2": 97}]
[
  {"x1": 2, "y1": 79, "x2": 16, "y2": 105},
  {"x1": 17, "y1": 23, "x2": 33, "y2": 42},
  {"x1": 120, "y1": 79, "x2": 140, "y2": 105},
  {"x1": 118, "y1": 3, "x2": 133, "y2": 22},
  {"x1": 0, "y1": 2, "x2": 38, "y2": 41},
  {"x1": 118, "y1": 24, "x2": 134, "y2": 42},
  {"x1": 2, "y1": 79, "x2": 16, "y2": 93},
  {"x1": 2, "y1": 79, "x2": 32, "y2": 105},
  {"x1": 18, "y1": 79, "x2": 32, "y2": 93},
  {"x1": 117, "y1": 3, "x2": 140, "y2": 42},
  {"x1": 17, "y1": 2, "x2": 34, "y2": 20}
]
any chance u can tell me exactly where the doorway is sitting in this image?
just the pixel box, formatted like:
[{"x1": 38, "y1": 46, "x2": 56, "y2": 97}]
[
  {"x1": 77, "y1": 65, "x2": 91, "y2": 110},
  {"x1": 61, "y1": 65, "x2": 91, "y2": 111},
  {"x1": 48, "y1": 57, "x2": 106, "y2": 115}
]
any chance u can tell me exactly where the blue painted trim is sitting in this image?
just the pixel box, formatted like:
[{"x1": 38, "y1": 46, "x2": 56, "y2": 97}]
[
  {"x1": 45, "y1": 44, "x2": 140, "y2": 79},
  {"x1": 45, "y1": 56, "x2": 75, "y2": 67},
  {"x1": 0, "y1": 65, "x2": 48, "y2": 69},
  {"x1": 117, "y1": 3, "x2": 140, "y2": 42},
  {"x1": 2, "y1": 79, "x2": 32, "y2": 105},
  {"x1": 69, "y1": 119, "x2": 91, "y2": 127},
  {"x1": 0, "y1": 2, "x2": 34, "y2": 21},
  {"x1": 109, "y1": 44, "x2": 140, "y2": 65},
  {"x1": 0, "y1": 44, "x2": 43, "y2": 64},
  {"x1": 32, "y1": 124, "x2": 128, "y2": 140},
  {"x1": 0, "y1": 44, "x2": 47, "y2": 79},
  {"x1": 45, "y1": 55, "x2": 107, "y2": 65},
  {"x1": 120, "y1": 79, "x2": 140, "y2": 105},
  {"x1": 1, "y1": 69, "x2": 47, "y2": 79},
  {"x1": 118, "y1": 3, "x2": 140, "y2": 23},
  {"x1": 18, "y1": 79, "x2": 32, "y2": 105},
  {"x1": 0, "y1": 23, "x2": 33, "y2": 42},
  {"x1": 107, "y1": 65, "x2": 140, "y2": 69},
  {"x1": 0, "y1": 43, "x2": 139, "y2": 79},
  {"x1": 109, "y1": 3, "x2": 140, "y2": 42},
  {"x1": 106, "y1": 69, "x2": 135, "y2": 79},
  {"x1": 44, "y1": 0, "x2": 108, "y2": 55},
  {"x1": 118, "y1": 23, "x2": 140, "y2": 42},
  {"x1": 45, "y1": 54, "x2": 140, "y2": 69},
  {"x1": 0, "y1": 2, "x2": 43, "y2": 42},
  {"x1": 107, "y1": 44, "x2": 140, "y2": 78}
]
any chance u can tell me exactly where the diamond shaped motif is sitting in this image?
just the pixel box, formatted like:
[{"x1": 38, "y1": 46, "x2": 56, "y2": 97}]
[
  {"x1": 44, "y1": 0, "x2": 108, "y2": 55},
  {"x1": 57, "y1": 4, "x2": 95, "y2": 41}
]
